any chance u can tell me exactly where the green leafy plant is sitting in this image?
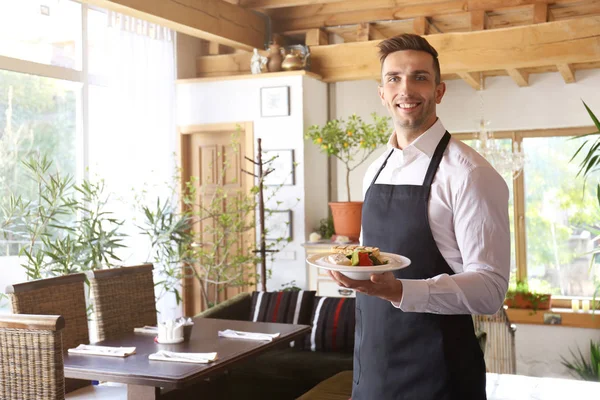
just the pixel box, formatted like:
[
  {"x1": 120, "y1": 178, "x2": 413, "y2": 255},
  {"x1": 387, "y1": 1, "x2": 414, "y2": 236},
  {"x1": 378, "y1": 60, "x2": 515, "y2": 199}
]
[
  {"x1": 505, "y1": 280, "x2": 552, "y2": 313},
  {"x1": 570, "y1": 101, "x2": 600, "y2": 309},
  {"x1": 317, "y1": 215, "x2": 335, "y2": 239},
  {"x1": 561, "y1": 340, "x2": 600, "y2": 381},
  {"x1": 138, "y1": 137, "x2": 296, "y2": 308},
  {"x1": 1, "y1": 155, "x2": 125, "y2": 279},
  {"x1": 305, "y1": 113, "x2": 392, "y2": 201}
]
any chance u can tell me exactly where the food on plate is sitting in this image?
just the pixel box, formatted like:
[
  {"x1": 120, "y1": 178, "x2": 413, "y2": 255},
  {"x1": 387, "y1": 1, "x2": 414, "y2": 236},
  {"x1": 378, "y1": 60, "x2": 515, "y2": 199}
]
[
  {"x1": 331, "y1": 245, "x2": 388, "y2": 267},
  {"x1": 328, "y1": 253, "x2": 352, "y2": 266}
]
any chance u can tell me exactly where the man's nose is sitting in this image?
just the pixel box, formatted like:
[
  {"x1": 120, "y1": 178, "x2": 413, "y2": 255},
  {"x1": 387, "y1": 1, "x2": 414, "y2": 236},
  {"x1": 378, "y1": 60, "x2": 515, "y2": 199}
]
[{"x1": 397, "y1": 77, "x2": 413, "y2": 95}]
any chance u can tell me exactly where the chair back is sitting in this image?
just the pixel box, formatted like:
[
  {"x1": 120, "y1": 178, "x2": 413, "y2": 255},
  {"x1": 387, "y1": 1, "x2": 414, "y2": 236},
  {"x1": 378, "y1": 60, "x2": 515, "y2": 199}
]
[
  {"x1": 87, "y1": 264, "x2": 157, "y2": 341},
  {"x1": 0, "y1": 314, "x2": 65, "y2": 400},
  {"x1": 6, "y1": 274, "x2": 89, "y2": 352},
  {"x1": 6, "y1": 273, "x2": 91, "y2": 393},
  {"x1": 473, "y1": 306, "x2": 517, "y2": 374}
]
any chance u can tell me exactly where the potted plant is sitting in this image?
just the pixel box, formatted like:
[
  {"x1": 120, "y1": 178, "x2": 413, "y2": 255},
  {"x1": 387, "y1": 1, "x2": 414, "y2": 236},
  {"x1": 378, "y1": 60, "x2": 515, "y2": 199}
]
[
  {"x1": 504, "y1": 280, "x2": 552, "y2": 312},
  {"x1": 305, "y1": 113, "x2": 391, "y2": 240},
  {"x1": 561, "y1": 340, "x2": 600, "y2": 381}
]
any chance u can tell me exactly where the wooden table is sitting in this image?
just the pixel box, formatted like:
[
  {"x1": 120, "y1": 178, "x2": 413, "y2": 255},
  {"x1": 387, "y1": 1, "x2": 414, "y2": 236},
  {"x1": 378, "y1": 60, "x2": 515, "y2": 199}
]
[{"x1": 64, "y1": 318, "x2": 311, "y2": 399}]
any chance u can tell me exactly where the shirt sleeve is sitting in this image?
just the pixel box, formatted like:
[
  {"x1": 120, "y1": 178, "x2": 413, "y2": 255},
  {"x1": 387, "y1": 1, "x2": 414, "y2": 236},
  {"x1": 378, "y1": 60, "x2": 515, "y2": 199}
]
[{"x1": 394, "y1": 166, "x2": 511, "y2": 315}]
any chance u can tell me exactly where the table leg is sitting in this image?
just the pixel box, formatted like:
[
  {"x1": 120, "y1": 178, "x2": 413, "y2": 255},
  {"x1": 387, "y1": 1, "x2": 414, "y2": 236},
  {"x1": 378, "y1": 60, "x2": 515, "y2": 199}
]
[{"x1": 127, "y1": 384, "x2": 161, "y2": 400}]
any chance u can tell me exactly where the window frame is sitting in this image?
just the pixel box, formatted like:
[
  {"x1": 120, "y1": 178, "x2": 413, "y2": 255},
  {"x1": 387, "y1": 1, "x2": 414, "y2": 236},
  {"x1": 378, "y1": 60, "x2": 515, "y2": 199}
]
[{"x1": 454, "y1": 125, "x2": 598, "y2": 307}]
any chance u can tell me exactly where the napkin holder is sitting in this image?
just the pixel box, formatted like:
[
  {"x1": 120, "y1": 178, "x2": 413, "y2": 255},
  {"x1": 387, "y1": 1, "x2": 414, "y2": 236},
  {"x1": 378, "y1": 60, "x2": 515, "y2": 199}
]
[
  {"x1": 157, "y1": 320, "x2": 184, "y2": 344},
  {"x1": 179, "y1": 317, "x2": 194, "y2": 342}
]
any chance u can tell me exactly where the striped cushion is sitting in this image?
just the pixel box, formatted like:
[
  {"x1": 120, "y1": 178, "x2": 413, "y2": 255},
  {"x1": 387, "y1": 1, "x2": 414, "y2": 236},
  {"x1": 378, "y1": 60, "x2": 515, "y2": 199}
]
[
  {"x1": 249, "y1": 290, "x2": 316, "y2": 325},
  {"x1": 306, "y1": 296, "x2": 355, "y2": 353}
]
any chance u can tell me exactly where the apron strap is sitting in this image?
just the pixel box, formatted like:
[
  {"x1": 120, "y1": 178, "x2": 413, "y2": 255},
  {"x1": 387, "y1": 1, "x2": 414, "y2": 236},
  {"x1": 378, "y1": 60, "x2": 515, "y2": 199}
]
[
  {"x1": 422, "y1": 131, "x2": 451, "y2": 189},
  {"x1": 369, "y1": 148, "x2": 394, "y2": 187}
]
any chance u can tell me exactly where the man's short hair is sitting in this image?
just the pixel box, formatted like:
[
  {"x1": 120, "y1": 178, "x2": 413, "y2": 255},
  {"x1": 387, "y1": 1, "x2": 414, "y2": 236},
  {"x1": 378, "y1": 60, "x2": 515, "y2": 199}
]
[{"x1": 377, "y1": 34, "x2": 441, "y2": 84}]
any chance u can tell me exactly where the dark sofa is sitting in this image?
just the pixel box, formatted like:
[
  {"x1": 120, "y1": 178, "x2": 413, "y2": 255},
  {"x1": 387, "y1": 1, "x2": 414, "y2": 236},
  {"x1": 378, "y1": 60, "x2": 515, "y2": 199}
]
[{"x1": 195, "y1": 292, "x2": 353, "y2": 400}]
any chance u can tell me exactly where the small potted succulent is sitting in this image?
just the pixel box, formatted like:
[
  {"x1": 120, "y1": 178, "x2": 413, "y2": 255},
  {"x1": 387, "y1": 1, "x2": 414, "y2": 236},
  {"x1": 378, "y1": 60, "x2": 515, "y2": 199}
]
[{"x1": 305, "y1": 113, "x2": 391, "y2": 240}]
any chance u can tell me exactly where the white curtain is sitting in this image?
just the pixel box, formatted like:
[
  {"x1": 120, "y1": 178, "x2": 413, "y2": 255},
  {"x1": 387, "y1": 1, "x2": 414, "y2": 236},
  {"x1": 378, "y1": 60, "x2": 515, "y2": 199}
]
[{"x1": 88, "y1": 11, "x2": 179, "y2": 321}]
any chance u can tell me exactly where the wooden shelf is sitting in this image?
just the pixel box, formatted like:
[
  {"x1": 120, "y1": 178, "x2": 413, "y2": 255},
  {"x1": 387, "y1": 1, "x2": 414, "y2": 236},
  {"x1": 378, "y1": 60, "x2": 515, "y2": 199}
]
[
  {"x1": 506, "y1": 307, "x2": 600, "y2": 329},
  {"x1": 176, "y1": 70, "x2": 322, "y2": 84}
]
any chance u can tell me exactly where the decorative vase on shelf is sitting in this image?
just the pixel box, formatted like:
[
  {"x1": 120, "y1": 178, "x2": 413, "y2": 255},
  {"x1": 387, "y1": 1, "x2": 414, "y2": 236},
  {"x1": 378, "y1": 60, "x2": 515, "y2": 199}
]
[
  {"x1": 281, "y1": 52, "x2": 304, "y2": 71},
  {"x1": 267, "y1": 43, "x2": 284, "y2": 72}
]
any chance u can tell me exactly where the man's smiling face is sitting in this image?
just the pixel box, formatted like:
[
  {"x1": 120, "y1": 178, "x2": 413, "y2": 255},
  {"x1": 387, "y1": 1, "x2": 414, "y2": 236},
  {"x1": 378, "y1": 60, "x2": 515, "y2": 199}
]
[{"x1": 378, "y1": 50, "x2": 445, "y2": 136}]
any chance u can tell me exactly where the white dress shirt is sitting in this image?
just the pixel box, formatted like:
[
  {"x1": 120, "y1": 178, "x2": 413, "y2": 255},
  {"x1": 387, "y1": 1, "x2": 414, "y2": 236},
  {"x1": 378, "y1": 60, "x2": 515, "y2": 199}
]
[{"x1": 361, "y1": 119, "x2": 510, "y2": 315}]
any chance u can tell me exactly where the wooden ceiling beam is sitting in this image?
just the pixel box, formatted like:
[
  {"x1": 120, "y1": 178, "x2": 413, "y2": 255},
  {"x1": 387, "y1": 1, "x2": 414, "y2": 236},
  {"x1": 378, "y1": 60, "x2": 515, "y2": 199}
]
[
  {"x1": 197, "y1": 16, "x2": 600, "y2": 83},
  {"x1": 507, "y1": 68, "x2": 530, "y2": 87},
  {"x1": 470, "y1": 10, "x2": 486, "y2": 31},
  {"x1": 357, "y1": 23, "x2": 370, "y2": 42},
  {"x1": 413, "y1": 16, "x2": 430, "y2": 35},
  {"x1": 557, "y1": 63, "x2": 576, "y2": 83},
  {"x1": 533, "y1": 3, "x2": 548, "y2": 24},
  {"x1": 269, "y1": 0, "x2": 577, "y2": 31},
  {"x1": 458, "y1": 72, "x2": 483, "y2": 90},
  {"x1": 239, "y1": 0, "x2": 344, "y2": 8},
  {"x1": 81, "y1": 0, "x2": 265, "y2": 51},
  {"x1": 305, "y1": 29, "x2": 329, "y2": 46},
  {"x1": 369, "y1": 25, "x2": 388, "y2": 41}
]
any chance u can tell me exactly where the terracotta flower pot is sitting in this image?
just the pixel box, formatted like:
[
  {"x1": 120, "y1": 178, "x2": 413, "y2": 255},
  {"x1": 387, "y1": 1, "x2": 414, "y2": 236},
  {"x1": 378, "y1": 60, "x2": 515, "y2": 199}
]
[
  {"x1": 504, "y1": 292, "x2": 552, "y2": 310},
  {"x1": 329, "y1": 202, "x2": 363, "y2": 241}
]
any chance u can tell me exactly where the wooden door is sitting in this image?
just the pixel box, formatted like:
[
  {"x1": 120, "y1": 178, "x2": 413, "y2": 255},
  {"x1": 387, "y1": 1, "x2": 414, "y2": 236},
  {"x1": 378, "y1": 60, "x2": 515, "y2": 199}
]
[{"x1": 179, "y1": 122, "x2": 255, "y2": 316}]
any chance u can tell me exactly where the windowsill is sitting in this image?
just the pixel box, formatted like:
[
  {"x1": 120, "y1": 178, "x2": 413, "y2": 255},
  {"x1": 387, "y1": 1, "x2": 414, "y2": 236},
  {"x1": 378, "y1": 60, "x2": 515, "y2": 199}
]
[{"x1": 505, "y1": 307, "x2": 600, "y2": 329}]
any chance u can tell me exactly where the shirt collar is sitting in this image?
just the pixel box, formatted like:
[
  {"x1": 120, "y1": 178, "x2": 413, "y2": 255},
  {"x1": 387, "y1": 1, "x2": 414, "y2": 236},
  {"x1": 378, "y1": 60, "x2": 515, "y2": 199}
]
[{"x1": 387, "y1": 119, "x2": 447, "y2": 158}]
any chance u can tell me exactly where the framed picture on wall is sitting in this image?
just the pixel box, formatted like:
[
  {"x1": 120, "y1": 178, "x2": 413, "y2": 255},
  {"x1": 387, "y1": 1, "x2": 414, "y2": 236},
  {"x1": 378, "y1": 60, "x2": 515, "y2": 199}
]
[
  {"x1": 265, "y1": 210, "x2": 293, "y2": 241},
  {"x1": 263, "y1": 149, "x2": 295, "y2": 186},
  {"x1": 260, "y1": 86, "x2": 290, "y2": 117}
]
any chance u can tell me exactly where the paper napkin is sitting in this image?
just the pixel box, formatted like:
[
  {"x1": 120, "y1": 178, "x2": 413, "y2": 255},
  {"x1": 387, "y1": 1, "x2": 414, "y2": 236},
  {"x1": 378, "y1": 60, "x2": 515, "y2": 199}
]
[
  {"x1": 217, "y1": 329, "x2": 280, "y2": 342},
  {"x1": 68, "y1": 344, "x2": 136, "y2": 357},
  {"x1": 148, "y1": 350, "x2": 217, "y2": 364}
]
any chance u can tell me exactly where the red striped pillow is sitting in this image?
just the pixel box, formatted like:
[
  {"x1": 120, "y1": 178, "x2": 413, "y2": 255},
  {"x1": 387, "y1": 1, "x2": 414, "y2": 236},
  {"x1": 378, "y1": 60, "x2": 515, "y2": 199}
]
[
  {"x1": 249, "y1": 290, "x2": 316, "y2": 325},
  {"x1": 305, "y1": 296, "x2": 355, "y2": 353}
]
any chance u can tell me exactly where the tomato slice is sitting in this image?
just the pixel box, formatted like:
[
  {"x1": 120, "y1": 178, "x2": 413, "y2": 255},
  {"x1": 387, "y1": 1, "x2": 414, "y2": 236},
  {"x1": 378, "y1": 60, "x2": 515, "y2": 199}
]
[{"x1": 358, "y1": 252, "x2": 373, "y2": 266}]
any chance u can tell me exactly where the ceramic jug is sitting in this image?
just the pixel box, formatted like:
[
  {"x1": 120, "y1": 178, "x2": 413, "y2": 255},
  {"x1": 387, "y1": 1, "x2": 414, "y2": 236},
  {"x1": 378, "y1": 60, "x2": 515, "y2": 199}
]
[{"x1": 267, "y1": 43, "x2": 284, "y2": 72}]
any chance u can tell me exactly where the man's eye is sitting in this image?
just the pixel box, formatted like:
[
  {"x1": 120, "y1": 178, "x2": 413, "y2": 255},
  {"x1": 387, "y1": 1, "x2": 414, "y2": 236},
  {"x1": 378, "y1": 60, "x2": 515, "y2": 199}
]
[
  {"x1": 415, "y1": 75, "x2": 426, "y2": 81},
  {"x1": 388, "y1": 77, "x2": 398, "y2": 82}
]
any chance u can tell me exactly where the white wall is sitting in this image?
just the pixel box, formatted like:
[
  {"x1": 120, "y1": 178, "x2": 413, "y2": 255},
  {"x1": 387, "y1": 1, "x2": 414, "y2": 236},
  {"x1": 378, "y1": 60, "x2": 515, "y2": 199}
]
[
  {"x1": 334, "y1": 69, "x2": 600, "y2": 379},
  {"x1": 177, "y1": 74, "x2": 328, "y2": 291},
  {"x1": 515, "y1": 324, "x2": 600, "y2": 378}
]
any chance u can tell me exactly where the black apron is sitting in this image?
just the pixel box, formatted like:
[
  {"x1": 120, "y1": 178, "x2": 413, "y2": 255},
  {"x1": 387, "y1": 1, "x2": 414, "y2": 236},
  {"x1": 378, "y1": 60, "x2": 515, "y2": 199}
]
[{"x1": 352, "y1": 132, "x2": 486, "y2": 400}]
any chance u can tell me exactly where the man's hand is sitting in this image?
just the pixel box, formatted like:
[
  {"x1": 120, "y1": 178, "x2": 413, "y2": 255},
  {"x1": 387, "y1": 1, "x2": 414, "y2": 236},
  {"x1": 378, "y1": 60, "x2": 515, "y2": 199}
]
[{"x1": 328, "y1": 271, "x2": 403, "y2": 303}]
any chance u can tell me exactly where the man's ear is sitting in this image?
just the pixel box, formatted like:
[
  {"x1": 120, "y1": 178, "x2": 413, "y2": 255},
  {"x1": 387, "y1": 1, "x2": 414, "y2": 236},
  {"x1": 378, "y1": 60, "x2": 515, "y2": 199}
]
[
  {"x1": 435, "y1": 81, "x2": 446, "y2": 104},
  {"x1": 378, "y1": 84, "x2": 385, "y2": 105}
]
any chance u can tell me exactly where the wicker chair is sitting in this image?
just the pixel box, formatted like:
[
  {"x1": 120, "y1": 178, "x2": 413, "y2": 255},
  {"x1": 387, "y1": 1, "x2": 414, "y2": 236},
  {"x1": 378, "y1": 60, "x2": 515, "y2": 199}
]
[
  {"x1": 0, "y1": 314, "x2": 127, "y2": 400},
  {"x1": 0, "y1": 314, "x2": 66, "y2": 399},
  {"x1": 5, "y1": 274, "x2": 91, "y2": 393},
  {"x1": 473, "y1": 306, "x2": 517, "y2": 374},
  {"x1": 86, "y1": 264, "x2": 157, "y2": 342}
]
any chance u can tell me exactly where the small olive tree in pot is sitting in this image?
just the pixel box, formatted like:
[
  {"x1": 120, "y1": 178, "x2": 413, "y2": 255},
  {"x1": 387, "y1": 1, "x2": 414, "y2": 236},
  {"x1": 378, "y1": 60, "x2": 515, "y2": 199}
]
[{"x1": 305, "y1": 113, "x2": 391, "y2": 240}]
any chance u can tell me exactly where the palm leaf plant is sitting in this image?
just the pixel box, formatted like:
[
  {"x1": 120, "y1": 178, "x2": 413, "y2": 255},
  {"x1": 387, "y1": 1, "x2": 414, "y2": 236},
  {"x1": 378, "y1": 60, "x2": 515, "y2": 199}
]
[
  {"x1": 561, "y1": 340, "x2": 600, "y2": 381},
  {"x1": 570, "y1": 101, "x2": 600, "y2": 309}
]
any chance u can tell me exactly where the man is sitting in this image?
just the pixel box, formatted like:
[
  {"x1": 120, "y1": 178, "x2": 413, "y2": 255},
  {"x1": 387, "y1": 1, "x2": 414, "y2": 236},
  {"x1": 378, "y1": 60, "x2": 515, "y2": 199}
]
[{"x1": 328, "y1": 34, "x2": 510, "y2": 400}]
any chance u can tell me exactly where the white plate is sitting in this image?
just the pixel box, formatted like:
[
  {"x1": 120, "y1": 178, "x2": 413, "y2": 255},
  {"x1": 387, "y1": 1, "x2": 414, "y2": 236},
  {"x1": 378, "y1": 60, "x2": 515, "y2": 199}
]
[{"x1": 306, "y1": 252, "x2": 411, "y2": 280}]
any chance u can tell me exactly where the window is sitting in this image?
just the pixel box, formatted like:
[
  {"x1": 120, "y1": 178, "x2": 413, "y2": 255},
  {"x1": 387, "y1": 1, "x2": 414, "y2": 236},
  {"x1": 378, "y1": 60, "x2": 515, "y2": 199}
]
[
  {"x1": 460, "y1": 128, "x2": 600, "y2": 301},
  {"x1": 0, "y1": 70, "x2": 80, "y2": 257},
  {"x1": 0, "y1": 0, "x2": 82, "y2": 69},
  {"x1": 0, "y1": 1, "x2": 177, "y2": 315},
  {"x1": 524, "y1": 136, "x2": 600, "y2": 297}
]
